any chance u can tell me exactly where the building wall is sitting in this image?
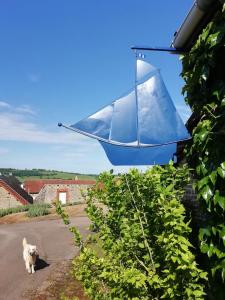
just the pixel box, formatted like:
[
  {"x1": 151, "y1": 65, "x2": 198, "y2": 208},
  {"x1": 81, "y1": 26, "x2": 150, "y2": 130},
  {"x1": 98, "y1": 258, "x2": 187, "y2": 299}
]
[
  {"x1": 0, "y1": 186, "x2": 23, "y2": 209},
  {"x1": 34, "y1": 184, "x2": 91, "y2": 204},
  {"x1": 182, "y1": 182, "x2": 209, "y2": 226}
]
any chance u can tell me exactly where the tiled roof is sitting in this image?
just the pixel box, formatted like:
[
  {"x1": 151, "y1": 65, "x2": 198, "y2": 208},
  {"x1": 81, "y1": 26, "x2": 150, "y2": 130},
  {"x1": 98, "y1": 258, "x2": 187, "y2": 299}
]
[
  {"x1": 0, "y1": 176, "x2": 33, "y2": 205},
  {"x1": 23, "y1": 179, "x2": 96, "y2": 194}
]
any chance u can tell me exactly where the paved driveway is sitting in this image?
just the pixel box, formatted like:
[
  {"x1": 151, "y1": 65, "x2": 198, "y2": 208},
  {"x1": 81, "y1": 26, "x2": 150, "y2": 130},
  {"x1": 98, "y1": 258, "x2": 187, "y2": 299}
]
[{"x1": 0, "y1": 217, "x2": 90, "y2": 300}]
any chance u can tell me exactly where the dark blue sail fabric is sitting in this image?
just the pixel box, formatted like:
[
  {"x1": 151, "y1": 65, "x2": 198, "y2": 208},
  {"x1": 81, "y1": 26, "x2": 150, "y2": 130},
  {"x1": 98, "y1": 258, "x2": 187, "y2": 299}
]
[{"x1": 66, "y1": 59, "x2": 190, "y2": 166}]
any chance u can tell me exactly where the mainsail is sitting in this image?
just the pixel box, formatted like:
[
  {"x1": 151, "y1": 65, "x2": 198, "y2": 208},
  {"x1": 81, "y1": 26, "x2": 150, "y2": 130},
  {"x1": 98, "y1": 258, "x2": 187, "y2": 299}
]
[{"x1": 59, "y1": 58, "x2": 190, "y2": 165}]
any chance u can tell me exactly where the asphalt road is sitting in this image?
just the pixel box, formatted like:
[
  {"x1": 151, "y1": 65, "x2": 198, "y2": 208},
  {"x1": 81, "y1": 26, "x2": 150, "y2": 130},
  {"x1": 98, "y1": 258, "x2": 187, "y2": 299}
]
[{"x1": 0, "y1": 217, "x2": 90, "y2": 300}]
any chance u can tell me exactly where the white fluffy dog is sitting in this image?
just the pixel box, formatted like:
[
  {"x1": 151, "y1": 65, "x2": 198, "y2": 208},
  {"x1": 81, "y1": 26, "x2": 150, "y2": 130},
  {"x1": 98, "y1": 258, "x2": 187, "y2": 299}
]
[{"x1": 23, "y1": 237, "x2": 38, "y2": 274}]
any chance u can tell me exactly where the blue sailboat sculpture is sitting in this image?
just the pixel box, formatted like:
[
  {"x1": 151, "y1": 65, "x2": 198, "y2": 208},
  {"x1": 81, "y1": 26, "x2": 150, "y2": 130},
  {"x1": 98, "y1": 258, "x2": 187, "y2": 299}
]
[{"x1": 59, "y1": 57, "x2": 190, "y2": 165}]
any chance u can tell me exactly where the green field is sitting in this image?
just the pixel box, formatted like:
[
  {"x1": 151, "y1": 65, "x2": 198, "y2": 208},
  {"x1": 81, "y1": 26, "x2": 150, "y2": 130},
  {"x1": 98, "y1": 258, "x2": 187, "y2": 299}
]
[{"x1": 0, "y1": 168, "x2": 97, "y2": 182}]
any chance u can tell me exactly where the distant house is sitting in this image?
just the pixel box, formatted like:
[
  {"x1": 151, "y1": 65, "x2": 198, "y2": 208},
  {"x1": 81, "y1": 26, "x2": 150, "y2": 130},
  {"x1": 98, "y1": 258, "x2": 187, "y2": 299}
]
[
  {"x1": 23, "y1": 179, "x2": 96, "y2": 205},
  {"x1": 0, "y1": 176, "x2": 33, "y2": 209}
]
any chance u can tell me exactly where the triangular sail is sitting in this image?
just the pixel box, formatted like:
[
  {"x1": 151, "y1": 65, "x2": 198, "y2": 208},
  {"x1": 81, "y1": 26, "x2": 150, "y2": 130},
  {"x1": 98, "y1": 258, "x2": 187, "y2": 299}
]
[
  {"x1": 137, "y1": 69, "x2": 188, "y2": 145},
  {"x1": 136, "y1": 59, "x2": 157, "y2": 81}
]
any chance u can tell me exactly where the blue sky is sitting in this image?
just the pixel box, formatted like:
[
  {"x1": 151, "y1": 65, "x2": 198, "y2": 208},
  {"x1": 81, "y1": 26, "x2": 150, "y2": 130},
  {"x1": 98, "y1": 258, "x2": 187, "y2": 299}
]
[{"x1": 0, "y1": 0, "x2": 193, "y2": 174}]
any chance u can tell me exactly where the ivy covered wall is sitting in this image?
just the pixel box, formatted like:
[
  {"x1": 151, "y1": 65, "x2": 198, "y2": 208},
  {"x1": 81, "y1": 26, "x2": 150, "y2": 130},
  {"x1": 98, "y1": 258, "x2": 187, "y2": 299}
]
[{"x1": 181, "y1": 3, "x2": 225, "y2": 298}]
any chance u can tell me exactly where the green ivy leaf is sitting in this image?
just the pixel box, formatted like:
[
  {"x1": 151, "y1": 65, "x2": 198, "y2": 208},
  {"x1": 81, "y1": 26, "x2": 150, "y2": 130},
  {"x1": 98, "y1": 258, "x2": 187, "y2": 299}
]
[
  {"x1": 198, "y1": 176, "x2": 209, "y2": 189},
  {"x1": 217, "y1": 167, "x2": 225, "y2": 179},
  {"x1": 212, "y1": 226, "x2": 217, "y2": 235},
  {"x1": 199, "y1": 228, "x2": 211, "y2": 240},
  {"x1": 201, "y1": 185, "x2": 213, "y2": 202},
  {"x1": 218, "y1": 226, "x2": 225, "y2": 245},
  {"x1": 209, "y1": 171, "x2": 217, "y2": 185},
  {"x1": 207, "y1": 244, "x2": 214, "y2": 258},
  {"x1": 211, "y1": 265, "x2": 220, "y2": 277},
  {"x1": 214, "y1": 193, "x2": 225, "y2": 210},
  {"x1": 208, "y1": 31, "x2": 222, "y2": 47},
  {"x1": 213, "y1": 90, "x2": 220, "y2": 100},
  {"x1": 222, "y1": 268, "x2": 225, "y2": 281},
  {"x1": 199, "y1": 130, "x2": 209, "y2": 142},
  {"x1": 200, "y1": 241, "x2": 209, "y2": 253}
]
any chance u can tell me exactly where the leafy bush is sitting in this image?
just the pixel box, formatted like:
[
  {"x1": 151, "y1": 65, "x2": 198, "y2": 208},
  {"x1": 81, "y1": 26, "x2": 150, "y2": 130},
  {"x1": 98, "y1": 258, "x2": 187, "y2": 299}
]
[
  {"x1": 57, "y1": 164, "x2": 207, "y2": 299},
  {"x1": 27, "y1": 203, "x2": 50, "y2": 217}
]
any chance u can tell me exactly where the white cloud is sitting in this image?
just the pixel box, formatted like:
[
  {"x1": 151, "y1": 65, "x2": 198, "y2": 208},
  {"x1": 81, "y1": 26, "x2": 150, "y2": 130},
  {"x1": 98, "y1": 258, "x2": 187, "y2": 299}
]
[
  {"x1": 0, "y1": 102, "x2": 113, "y2": 173},
  {"x1": 0, "y1": 101, "x2": 36, "y2": 115},
  {"x1": 16, "y1": 105, "x2": 37, "y2": 115},
  {"x1": 0, "y1": 101, "x2": 11, "y2": 109},
  {"x1": 0, "y1": 102, "x2": 95, "y2": 146}
]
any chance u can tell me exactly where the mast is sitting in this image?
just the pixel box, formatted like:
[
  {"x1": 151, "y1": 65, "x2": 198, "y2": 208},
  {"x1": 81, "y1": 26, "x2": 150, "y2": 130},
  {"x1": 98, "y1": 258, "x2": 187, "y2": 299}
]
[{"x1": 134, "y1": 51, "x2": 140, "y2": 146}]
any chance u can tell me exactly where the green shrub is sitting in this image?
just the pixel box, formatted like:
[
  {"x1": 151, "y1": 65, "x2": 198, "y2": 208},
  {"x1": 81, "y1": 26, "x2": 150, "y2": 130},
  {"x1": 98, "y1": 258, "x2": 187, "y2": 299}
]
[
  {"x1": 57, "y1": 164, "x2": 207, "y2": 299},
  {"x1": 27, "y1": 203, "x2": 50, "y2": 218}
]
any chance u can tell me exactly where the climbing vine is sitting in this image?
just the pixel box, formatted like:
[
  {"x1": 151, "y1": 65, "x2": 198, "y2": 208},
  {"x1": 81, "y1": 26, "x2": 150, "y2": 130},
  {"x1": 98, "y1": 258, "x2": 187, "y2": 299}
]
[
  {"x1": 66, "y1": 164, "x2": 207, "y2": 299},
  {"x1": 181, "y1": 2, "x2": 225, "y2": 298}
]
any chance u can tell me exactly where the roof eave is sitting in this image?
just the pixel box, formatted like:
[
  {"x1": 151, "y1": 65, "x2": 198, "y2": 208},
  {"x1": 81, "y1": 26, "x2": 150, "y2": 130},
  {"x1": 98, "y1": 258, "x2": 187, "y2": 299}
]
[{"x1": 172, "y1": 0, "x2": 221, "y2": 50}]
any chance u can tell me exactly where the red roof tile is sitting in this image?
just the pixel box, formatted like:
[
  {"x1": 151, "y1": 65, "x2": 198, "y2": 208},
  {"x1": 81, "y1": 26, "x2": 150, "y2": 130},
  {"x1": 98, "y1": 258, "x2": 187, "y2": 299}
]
[{"x1": 23, "y1": 179, "x2": 96, "y2": 194}]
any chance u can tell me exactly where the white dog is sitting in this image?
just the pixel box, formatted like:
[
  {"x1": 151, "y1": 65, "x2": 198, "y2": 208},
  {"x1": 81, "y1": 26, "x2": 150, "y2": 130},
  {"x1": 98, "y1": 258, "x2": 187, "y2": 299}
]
[{"x1": 23, "y1": 237, "x2": 38, "y2": 274}]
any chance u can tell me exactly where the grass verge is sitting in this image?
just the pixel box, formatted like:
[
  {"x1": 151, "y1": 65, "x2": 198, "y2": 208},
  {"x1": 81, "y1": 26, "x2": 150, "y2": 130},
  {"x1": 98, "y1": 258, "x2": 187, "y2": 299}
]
[
  {"x1": 0, "y1": 203, "x2": 51, "y2": 218},
  {"x1": 26, "y1": 203, "x2": 51, "y2": 217},
  {"x1": 0, "y1": 205, "x2": 30, "y2": 217}
]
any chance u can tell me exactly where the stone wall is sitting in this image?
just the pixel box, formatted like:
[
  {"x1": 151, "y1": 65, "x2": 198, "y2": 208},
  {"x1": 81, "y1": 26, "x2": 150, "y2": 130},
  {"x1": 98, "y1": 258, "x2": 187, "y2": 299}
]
[
  {"x1": 34, "y1": 184, "x2": 91, "y2": 204},
  {"x1": 180, "y1": 181, "x2": 211, "y2": 256},
  {"x1": 0, "y1": 186, "x2": 23, "y2": 209},
  {"x1": 182, "y1": 182, "x2": 209, "y2": 226},
  {"x1": 182, "y1": 183, "x2": 198, "y2": 218}
]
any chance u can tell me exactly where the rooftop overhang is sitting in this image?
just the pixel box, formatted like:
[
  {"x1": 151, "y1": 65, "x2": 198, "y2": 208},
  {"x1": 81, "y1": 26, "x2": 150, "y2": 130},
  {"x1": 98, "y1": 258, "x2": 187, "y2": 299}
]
[
  {"x1": 132, "y1": 0, "x2": 221, "y2": 54},
  {"x1": 172, "y1": 0, "x2": 221, "y2": 50}
]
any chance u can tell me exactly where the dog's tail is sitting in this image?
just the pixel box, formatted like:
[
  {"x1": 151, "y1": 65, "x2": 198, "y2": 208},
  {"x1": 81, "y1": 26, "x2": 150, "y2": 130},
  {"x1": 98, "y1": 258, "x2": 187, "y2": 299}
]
[{"x1": 23, "y1": 237, "x2": 27, "y2": 247}]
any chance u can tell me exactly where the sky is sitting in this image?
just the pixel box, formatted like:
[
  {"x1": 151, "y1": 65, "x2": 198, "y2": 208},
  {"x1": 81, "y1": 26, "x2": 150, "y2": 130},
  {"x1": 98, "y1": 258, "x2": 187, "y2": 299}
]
[{"x1": 0, "y1": 0, "x2": 193, "y2": 174}]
